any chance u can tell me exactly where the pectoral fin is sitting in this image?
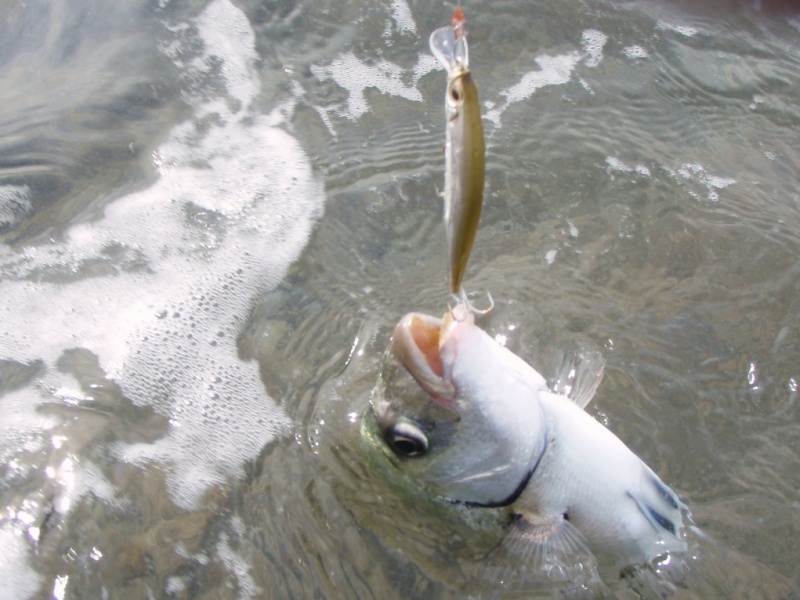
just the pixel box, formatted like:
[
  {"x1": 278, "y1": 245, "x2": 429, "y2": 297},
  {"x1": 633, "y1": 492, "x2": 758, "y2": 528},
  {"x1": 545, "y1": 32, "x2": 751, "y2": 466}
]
[{"x1": 479, "y1": 512, "x2": 605, "y2": 593}]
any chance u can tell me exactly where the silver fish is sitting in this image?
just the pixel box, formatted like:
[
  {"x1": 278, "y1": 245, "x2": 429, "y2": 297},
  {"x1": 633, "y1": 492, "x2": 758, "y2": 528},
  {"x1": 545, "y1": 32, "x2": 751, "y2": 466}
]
[
  {"x1": 365, "y1": 304, "x2": 689, "y2": 580},
  {"x1": 430, "y1": 8, "x2": 485, "y2": 295}
]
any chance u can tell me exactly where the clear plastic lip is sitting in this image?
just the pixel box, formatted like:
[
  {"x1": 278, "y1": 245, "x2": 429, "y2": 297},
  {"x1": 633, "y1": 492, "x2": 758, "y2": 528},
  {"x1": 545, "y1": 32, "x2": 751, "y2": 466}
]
[{"x1": 429, "y1": 25, "x2": 468, "y2": 71}]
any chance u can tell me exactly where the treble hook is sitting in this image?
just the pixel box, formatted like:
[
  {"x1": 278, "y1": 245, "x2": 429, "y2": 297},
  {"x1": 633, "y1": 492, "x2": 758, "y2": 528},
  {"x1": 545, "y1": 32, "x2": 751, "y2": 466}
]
[{"x1": 448, "y1": 288, "x2": 494, "y2": 321}]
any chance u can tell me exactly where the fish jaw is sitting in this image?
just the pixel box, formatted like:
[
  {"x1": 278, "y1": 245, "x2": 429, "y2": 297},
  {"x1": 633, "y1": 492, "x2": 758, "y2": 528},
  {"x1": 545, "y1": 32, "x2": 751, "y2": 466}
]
[
  {"x1": 390, "y1": 312, "x2": 455, "y2": 404},
  {"x1": 389, "y1": 304, "x2": 478, "y2": 403}
]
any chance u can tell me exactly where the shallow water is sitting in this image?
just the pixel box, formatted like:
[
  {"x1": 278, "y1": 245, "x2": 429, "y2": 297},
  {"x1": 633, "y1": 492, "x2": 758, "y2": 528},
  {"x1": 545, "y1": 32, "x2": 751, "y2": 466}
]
[{"x1": 1, "y1": 0, "x2": 799, "y2": 598}]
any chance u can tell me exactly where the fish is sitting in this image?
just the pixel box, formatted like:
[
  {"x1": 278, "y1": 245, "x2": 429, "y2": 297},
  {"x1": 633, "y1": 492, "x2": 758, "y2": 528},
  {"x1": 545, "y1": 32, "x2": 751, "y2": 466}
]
[
  {"x1": 430, "y1": 8, "x2": 486, "y2": 295},
  {"x1": 365, "y1": 304, "x2": 690, "y2": 583}
]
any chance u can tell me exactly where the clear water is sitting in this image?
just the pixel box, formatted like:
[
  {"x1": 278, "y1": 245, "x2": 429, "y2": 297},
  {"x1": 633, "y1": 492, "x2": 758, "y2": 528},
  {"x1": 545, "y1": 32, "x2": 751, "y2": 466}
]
[{"x1": 1, "y1": 0, "x2": 799, "y2": 598}]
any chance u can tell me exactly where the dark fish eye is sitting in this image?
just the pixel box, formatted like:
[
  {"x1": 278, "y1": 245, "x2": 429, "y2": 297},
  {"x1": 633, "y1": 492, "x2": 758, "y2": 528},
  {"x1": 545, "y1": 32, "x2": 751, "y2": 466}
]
[
  {"x1": 386, "y1": 420, "x2": 428, "y2": 457},
  {"x1": 450, "y1": 85, "x2": 462, "y2": 102}
]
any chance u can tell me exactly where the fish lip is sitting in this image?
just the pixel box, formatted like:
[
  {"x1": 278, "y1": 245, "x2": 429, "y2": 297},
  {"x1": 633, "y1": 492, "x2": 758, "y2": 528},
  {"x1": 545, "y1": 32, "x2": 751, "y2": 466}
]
[{"x1": 390, "y1": 312, "x2": 457, "y2": 405}]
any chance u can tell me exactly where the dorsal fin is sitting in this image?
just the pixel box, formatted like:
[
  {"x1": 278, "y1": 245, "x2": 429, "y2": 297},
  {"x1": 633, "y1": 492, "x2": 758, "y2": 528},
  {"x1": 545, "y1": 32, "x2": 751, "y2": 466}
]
[{"x1": 544, "y1": 342, "x2": 605, "y2": 409}]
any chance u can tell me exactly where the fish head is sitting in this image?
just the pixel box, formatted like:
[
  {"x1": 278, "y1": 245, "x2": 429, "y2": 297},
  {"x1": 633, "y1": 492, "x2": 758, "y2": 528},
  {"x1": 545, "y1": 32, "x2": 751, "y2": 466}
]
[
  {"x1": 366, "y1": 305, "x2": 548, "y2": 507},
  {"x1": 445, "y1": 67, "x2": 473, "y2": 122}
]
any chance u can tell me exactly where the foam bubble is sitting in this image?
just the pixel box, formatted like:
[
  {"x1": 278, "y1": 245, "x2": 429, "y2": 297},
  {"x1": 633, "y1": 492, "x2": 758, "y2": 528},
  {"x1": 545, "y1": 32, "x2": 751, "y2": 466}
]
[
  {"x1": 623, "y1": 45, "x2": 649, "y2": 59},
  {"x1": 217, "y1": 530, "x2": 262, "y2": 599},
  {"x1": 49, "y1": 456, "x2": 118, "y2": 515},
  {"x1": 502, "y1": 52, "x2": 582, "y2": 105},
  {"x1": 482, "y1": 50, "x2": 582, "y2": 127},
  {"x1": 413, "y1": 53, "x2": 439, "y2": 82},
  {"x1": 0, "y1": 0, "x2": 324, "y2": 512},
  {"x1": 606, "y1": 157, "x2": 632, "y2": 172},
  {"x1": 310, "y1": 2, "x2": 436, "y2": 126},
  {"x1": 677, "y1": 162, "x2": 736, "y2": 201},
  {"x1": 581, "y1": 29, "x2": 608, "y2": 68},
  {"x1": 311, "y1": 52, "x2": 425, "y2": 120},
  {"x1": 568, "y1": 221, "x2": 579, "y2": 238},
  {"x1": 389, "y1": 0, "x2": 417, "y2": 36},
  {"x1": 656, "y1": 20, "x2": 699, "y2": 38},
  {"x1": 0, "y1": 389, "x2": 58, "y2": 463},
  {"x1": 0, "y1": 185, "x2": 32, "y2": 230},
  {"x1": 195, "y1": 0, "x2": 259, "y2": 108},
  {"x1": 605, "y1": 157, "x2": 651, "y2": 178},
  {"x1": 749, "y1": 95, "x2": 766, "y2": 111},
  {"x1": 0, "y1": 525, "x2": 41, "y2": 600}
]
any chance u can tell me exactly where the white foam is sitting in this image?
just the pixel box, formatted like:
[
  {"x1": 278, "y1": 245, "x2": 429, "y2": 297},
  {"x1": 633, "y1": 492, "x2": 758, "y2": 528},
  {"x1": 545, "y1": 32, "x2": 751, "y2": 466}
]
[
  {"x1": 0, "y1": 524, "x2": 42, "y2": 600},
  {"x1": 194, "y1": 0, "x2": 259, "y2": 108},
  {"x1": 749, "y1": 95, "x2": 765, "y2": 111},
  {"x1": 567, "y1": 221, "x2": 579, "y2": 238},
  {"x1": 0, "y1": 0, "x2": 324, "y2": 514},
  {"x1": 605, "y1": 156, "x2": 651, "y2": 178},
  {"x1": 311, "y1": 52, "x2": 426, "y2": 120},
  {"x1": 503, "y1": 52, "x2": 582, "y2": 104},
  {"x1": 313, "y1": 10, "x2": 583, "y2": 130},
  {"x1": 389, "y1": 0, "x2": 417, "y2": 35},
  {"x1": 217, "y1": 530, "x2": 262, "y2": 599},
  {"x1": 53, "y1": 576, "x2": 68, "y2": 600},
  {"x1": 309, "y1": 2, "x2": 436, "y2": 124},
  {"x1": 413, "y1": 53, "x2": 439, "y2": 82},
  {"x1": 677, "y1": 162, "x2": 736, "y2": 201},
  {"x1": 0, "y1": 185, "x2": 32, "y2": 229},
  {"x1": 49, "y1": 456, "x2": 118, "y2": 515},
  {"x1": 606, "y1": 157, "x2": 632, "y2": 172},
  {"x1": 483, "y1": 51, "x2": 581, "y2": 127},
  {"x1": 623, "y1": 45, "x2": 649, "y2": 59},
  {"x1": 165, "y1": 577, "x2": 186, "y2": 595},
  {"x1": 581, "y1": 29, "x2": 608, "y2": 68},
  {"x1": 656, "y1": 20, "x2": 699, "y2": 38},
  {"x1": 0, "y1": 389, "x2": 58, "y2": 463}
]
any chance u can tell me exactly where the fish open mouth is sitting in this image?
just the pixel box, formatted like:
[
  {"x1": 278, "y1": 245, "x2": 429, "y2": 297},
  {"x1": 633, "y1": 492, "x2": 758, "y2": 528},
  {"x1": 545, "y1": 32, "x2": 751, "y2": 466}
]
[{"x1": 390, "y1": 312, "x2": 456, "y2": 402}]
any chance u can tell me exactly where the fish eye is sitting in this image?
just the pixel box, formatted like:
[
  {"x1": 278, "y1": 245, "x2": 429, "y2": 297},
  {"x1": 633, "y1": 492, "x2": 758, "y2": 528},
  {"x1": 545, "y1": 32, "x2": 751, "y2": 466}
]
[
  {"x1": 385, "y1": 420, "x2": 428, "y2": 457},
  {"x1": 450, "y1": 85, "x2": 462, "y2": 102}
]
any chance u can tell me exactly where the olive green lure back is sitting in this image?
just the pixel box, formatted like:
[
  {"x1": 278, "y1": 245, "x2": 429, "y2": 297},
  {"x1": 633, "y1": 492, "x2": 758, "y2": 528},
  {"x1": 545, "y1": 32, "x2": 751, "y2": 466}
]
[{"x1": 430, "y1": 8, "x2": 486, "y2": 295}]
